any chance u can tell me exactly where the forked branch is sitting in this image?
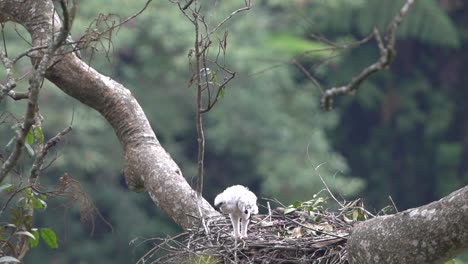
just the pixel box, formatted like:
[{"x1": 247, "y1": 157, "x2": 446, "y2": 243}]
[{"x1": 318, "y1": 0, "x2": 416, "y2": 111}]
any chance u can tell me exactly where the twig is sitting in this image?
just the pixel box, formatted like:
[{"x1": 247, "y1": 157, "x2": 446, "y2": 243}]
[
  {"x1": 209, "y1": 1, "x2": 251, "y2": 35},
  {"x1": 0, "y1": 185, "x2": 32, "y2": 216},
  {"x1": 182, "y1": 0, "x2": 195, "y2": 10},
  {"x1": 267, "y1": 201, "x2": 271, "y2": 222},
  {"x1": 30, "y1": 126, "x2": 72, "y2": 184},
  {"x1": 12, "y1": 44, "x2": 49, "y2": 64},
  {"x1": 291, "y1": 59, "x2": 323, "y2": 93},
  {"x1": 307, "y1": 144, "x2": 345, "y2": 208},
  {"x1": 285, "y1": 216, "x2": 348, "y2": 240},
  {"x1": 193, "y1": 11, "x2": 205, "y2": 198},
  {"x1": 388, "y1": 195, "x2": 399, "y2": 212},
  {"x1": 0, "y1": 0, "x2": 75, "y2": 184},
  {"x1": 112, "y1": 0, "x2": 152, "y2": 30}
]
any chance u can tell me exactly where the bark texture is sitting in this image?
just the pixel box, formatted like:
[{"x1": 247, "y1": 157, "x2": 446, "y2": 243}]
[
  {"x1": 348, "y1": 185, "x2": 468, "y2": 264},
  {"x1": 0, "y1": 0, "x2": 218, "y2": 230}
]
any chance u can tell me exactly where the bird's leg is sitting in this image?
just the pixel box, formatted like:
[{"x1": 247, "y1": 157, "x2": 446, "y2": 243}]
[
  {"x1": 229, "y1": 214, "x2": 241, "y2": 238},
  {"x1": 240, "y1": 218, "x2": 250, "y2": 238}
]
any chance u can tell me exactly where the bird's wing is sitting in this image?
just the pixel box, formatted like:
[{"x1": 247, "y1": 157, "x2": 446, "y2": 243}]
[
  {"x1": 214, "y1": 185, "x2": 258, "y2": 215},
  {"x1": 215, "y1": 185, "x2": 246, "y2": 214}
]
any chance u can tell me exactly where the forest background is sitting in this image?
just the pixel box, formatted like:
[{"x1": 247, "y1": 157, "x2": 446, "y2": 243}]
[{"x1": 0, "y1": 0, "x2": 467, "y2": 263}]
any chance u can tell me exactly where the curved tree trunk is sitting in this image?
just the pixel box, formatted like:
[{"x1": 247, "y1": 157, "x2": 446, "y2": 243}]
[
  {"x1": 0, "y1": 0, "x2": 218, "y2": 230},
  {"x1": 348, "y1": 185, "x2": 468, "y2": 264}
]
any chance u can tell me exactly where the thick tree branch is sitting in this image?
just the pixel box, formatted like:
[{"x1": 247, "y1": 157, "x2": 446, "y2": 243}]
[
  {"x1": 0, "y1": 0, "x2": 218, "y2": 229},
  {"x1": 348, "y1": 186, "x2": 468, "y2": 264}
]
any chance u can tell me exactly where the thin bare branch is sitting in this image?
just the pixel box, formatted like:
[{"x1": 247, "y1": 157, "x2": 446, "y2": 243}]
[
  {"x1": 209, "y1": 1, "x2": 251, "y2": 35},
  {"x1": 0, "y1": 0, "x2": 76, "y2": 183},
  {"x1": 182, "y1": 0, "x2": 195, "y2": 10},
  {"x1": 193, "y1": 11, "x2": 205, "y2": 199},
  {"x1": 30, "y1": 126, "x2": 72, "y2": 184},
  {"x1": 112, "y1": 0, "x2": 153, "y2": 30},
  {"x1": 12, "y1": 44, "x2": 49, "y2": 64},
  {"x1": 291, "y1": 59, "x2": 324, "y2": 93}
]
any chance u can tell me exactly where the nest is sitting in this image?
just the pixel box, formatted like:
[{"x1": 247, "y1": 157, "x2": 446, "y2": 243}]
[{"x1": 138, "y1": 199, "x2": 366, "y2": 264}]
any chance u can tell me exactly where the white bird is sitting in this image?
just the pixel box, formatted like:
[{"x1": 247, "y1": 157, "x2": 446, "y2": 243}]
[{"x1": 214, "y1": 185, "x2": 258, "y2": 238}]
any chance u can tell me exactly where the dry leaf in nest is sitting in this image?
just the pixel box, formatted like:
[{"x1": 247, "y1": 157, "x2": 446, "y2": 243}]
[{"x1": 290, "y1": 226, "x2": 303, "y2": 238}]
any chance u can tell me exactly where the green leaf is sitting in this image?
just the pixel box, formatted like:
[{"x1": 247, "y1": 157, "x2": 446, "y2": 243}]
[
  {"x1": 10, "y1": 209, "x2": 20, "y2": 225},
  {"x1": 283, "y1": 206, "x2": 296, "y2": 214},
  {"x1": 39, "y1": 199, "x2": 47, "y2": 209},
  {"x1": 40, "y1": 228, "x2": 58, "y2": 249},
  {"x1": 30, "y1": 196, "x2": 46, "y2": 209},
  {"x1": 26, "y1": 129, "x2": 34, "y2": 145},
  {"x1": 25, "y1": 143, "x2": 35, "y2": 157},
  {"x1": 292, "y1": 201, "x2": 302, "y2": 208},
  {"x1": 210, "y1": 70, "x2": 217, "y2": 82},
  {"x1": 0, "y1": 183, "x2": 13, "y2": 193},
  {"x1": 219, "y1": 87, "x2": 225, "y2": 98},
  {"x1": 352, "y1": 210, "x2": 359, "y2": 221},
  {"x1": 22, "y1": 187, "x2": 32, "y2": 198},
  {"x1": 15, "y1": 231, "x2": 36, "y2": 240},
  {"x1": 314, "y1": 215, "x2": 322, "y2": 222},
  {"x1": 34, "y1": 126, "x2": 44, "y2": 144},
  {"x1": 28, "y1": 230, "x2": 40, "y2": 248},
  {"x1": 0, "y1": 256, "x2": 20, "y2": 263},
  {"x1": 22, "y1": 189, "x2": 46, "y2": 209}
]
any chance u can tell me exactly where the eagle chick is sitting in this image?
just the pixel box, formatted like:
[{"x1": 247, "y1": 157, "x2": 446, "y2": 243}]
[{"x1": 214, "y1": 185, "x2": 258, "y2": 238}]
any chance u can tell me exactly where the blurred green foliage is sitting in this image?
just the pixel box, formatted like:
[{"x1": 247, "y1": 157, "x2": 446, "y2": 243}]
[{"x1": 0, "y1": 0, "x2": 466, "y2": 262}]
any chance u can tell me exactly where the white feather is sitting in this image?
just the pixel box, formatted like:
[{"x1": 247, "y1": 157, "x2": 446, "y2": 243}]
[{"x1": 214, "y1": 185, "x2": 258, "y2": 238}]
